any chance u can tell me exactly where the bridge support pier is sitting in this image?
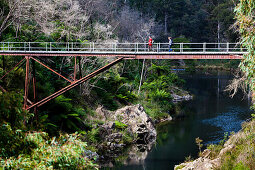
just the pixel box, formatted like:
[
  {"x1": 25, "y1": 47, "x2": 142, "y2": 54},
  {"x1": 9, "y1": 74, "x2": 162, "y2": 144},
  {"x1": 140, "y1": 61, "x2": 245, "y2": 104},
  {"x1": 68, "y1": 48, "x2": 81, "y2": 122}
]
[
  {"x1": 24, "y1": 56, "x2": 29, "y2": 109},
  {"x1": 32, "y1": 59, "x2": 38, "y2": 123}
]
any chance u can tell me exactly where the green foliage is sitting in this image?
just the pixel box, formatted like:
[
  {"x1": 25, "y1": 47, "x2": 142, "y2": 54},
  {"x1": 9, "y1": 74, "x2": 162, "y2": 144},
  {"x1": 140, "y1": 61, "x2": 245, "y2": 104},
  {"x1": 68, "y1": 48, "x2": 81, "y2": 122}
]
[
  {"x1": 122, "y1": 131, "x2": 134, "y2": 144},
  {"x1": 140, "y1": 64, "x2": 185, "y2": 118},
  {"x1": 0, "y1": 124, "x2": 36, "y2": 158},
  {"x1": 251, "y1": 114, "x2": 255, "y2": 120},
  {"x1": 235, "y1": 0, "x2": 255, "y2": 96},
  {"x1": 85, "y1": 128, "x2": 100, "y2": 144},
  {"x1": 42, "y1": 95, "x2": 87, "y2": 134},
  {"x1": 233, "y1": 162, "x2": 250, "y2": 170},
  {"x1": 175, "y1": 164, "x2": 186, "y2": 170},
  {"x1": 0, "y1": 91, "x2": 30, "y2": 128},
  {"x1": 207, "y1": 144, "x2": 224, "y2": 159},
  {"x1": 0, "y1": 132, "x2": 98, "y2": 169},
  {"x1": 94, "y1": 71, "x2": 137, "y2": 110},
  {"x1": 114, "y1": 121, "x2": 128, "y2": 129}
]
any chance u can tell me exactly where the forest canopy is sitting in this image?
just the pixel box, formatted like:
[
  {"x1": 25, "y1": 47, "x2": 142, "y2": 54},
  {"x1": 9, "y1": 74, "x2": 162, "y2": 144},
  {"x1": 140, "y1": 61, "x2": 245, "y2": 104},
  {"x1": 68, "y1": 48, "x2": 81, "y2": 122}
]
[{"x1": 0, "y1": 0, "x2": 237, "y2": 43}]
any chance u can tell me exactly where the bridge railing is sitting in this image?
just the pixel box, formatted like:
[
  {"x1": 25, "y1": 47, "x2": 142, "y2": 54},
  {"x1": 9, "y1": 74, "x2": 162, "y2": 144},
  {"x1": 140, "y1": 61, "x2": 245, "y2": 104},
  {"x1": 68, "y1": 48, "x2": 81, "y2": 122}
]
[{"x1": 0, "y1": 42, "x2": 246, "y2": 53}]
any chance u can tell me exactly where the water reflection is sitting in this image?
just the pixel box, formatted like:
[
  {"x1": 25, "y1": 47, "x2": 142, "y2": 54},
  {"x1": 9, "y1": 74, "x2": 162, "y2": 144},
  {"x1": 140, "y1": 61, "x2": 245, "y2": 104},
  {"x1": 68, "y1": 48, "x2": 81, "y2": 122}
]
[{"x1": 107, "y1": 71, "x2": 252, "y2": 170}]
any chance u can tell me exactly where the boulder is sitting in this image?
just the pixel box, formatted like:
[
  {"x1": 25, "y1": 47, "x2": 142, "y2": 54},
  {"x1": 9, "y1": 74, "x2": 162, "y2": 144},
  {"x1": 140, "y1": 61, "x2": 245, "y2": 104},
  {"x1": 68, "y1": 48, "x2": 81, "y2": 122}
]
[
  {"x1": 112, "y1": 104, "x2": 157, "y2": 143},
  {"x1": 172, "y1": 94, "x2": 193, "y2": 103},
  {"x1": 96, "y1": 104, "x2": 157, "y2": 144}
]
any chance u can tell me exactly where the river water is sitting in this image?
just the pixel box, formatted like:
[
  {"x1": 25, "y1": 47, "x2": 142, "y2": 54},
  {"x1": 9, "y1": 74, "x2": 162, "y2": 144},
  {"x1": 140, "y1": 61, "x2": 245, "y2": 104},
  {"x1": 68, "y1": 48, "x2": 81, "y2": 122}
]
[{"x1": 107, "y1": 71, "x2": 252, "y2": 170}]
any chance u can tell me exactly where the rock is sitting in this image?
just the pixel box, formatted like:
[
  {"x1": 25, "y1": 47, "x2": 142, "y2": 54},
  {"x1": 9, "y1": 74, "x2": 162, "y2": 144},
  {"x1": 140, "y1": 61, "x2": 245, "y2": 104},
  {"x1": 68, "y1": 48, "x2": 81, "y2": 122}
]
[
  {"x1": 108, "y1": 143, "x2": 125, "y2": 151},
  {"x1": 172, "y1": 94, "x2": 193, "y2": 103},
  {"x1": 158, "y1": 115, "x2": 173, "y2": 124},
  {"x1": 98, "y1": 122, "x2": 115, "y2": 138},
  {"x1": 83, "y1": 149, "x2": 99, "y2": 160},
  {"x1": 218, "y1": 144, "x2": 234, "y2": 157},
  {"x1": 96, "y1": 106, "x2": 112, "y2": 121},
  {"x1": 96, "y1": 104, "x2": 157, "y2": 167},
  {"x1": 105, "y1": 133, "x2": 123, "y2": 143},
  {"x1": 174, "y1": 157, "x2": 221, "y2": 170},
  {"x1": 112, "y1": 104, "x2": 157, "y2": 143},
  {"x1": 201, "y1": 149, "x2": 211, "y2": 158}
]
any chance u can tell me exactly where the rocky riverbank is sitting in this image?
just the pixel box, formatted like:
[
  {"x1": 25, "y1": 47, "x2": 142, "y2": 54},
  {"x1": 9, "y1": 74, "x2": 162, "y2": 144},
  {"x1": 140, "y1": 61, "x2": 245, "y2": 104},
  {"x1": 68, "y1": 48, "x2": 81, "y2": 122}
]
[{"x1": 175, "y1": 118, "x2": 255, "y2": 170}]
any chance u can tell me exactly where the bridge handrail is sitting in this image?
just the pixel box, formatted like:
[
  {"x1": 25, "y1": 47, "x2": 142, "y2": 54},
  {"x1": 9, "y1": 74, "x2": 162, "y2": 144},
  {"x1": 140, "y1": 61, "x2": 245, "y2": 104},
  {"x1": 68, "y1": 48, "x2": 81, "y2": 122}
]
[{"x1": 0, "y1": 42, "x2": 246, "y2": 54}]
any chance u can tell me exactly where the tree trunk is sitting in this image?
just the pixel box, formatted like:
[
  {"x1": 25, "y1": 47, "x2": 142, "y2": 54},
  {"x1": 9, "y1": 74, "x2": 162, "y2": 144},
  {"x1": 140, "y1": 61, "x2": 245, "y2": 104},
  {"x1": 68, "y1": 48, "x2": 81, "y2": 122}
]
[
  {"x1": 164, "y1": 12, "x2": 168, "y2": 35},
  {"x1": 217, "y1": 20, "x2": 220, "y2": 49},
  {"x1": 138, "y1": 59, "x2": 145, "y2": 95}
]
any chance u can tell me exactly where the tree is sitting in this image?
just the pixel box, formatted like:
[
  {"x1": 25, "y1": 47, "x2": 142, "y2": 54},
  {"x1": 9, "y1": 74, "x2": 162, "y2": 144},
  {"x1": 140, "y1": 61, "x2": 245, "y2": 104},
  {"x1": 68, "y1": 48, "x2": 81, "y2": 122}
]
[
  {"x1": 0, "y1": 0, "x2": 21, "y2": 39},
  {"x1": 234, "y1": 0, "x2": 255, "y2": 95},
  {"x1": 204, "y1": 0, "x2": 237, "y2": 42}
]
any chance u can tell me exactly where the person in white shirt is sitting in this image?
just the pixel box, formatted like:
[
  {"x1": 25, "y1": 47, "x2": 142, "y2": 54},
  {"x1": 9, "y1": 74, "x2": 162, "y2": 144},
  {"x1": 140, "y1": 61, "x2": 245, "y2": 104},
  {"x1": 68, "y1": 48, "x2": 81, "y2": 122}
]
[{"x1": 168, "y1": 37, "x2": 173, "y2": 52}]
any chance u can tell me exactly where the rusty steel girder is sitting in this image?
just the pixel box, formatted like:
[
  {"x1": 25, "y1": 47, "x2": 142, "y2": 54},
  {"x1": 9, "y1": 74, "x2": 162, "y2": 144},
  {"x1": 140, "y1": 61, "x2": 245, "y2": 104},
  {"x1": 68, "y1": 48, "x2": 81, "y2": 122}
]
[{"x1": 25, "y1": 57, "x2": 124, "y2": 110}]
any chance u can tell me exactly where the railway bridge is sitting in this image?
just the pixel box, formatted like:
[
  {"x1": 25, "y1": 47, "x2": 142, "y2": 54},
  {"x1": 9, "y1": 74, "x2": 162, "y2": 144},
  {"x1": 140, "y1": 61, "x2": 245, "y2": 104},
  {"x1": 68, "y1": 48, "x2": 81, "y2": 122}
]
[{"x1": 0, "y1": 42, "x2": 246, "y2": 111}]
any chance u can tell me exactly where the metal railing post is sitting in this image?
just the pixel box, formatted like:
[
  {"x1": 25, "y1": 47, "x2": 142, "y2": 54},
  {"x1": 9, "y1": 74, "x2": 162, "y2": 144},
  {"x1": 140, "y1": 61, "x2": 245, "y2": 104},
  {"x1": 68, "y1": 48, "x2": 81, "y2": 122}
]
[
  {"x1": 24, "y1": 42, "x2": 26, "y2": 51},
  {"x1": 46, "y1": 43, "x2": 48, "y2": 51},
  {"x1": 203, "y1": 42, "x2": 206, "y2": 52},
  {"x1": 92, "y1": 42, "x2": 94, "y2": 51},
  {"x1": 115, "y1": 43, "x2": 117, "y2": 52},
  {"x1": 227, "y1": 42, "x2": 229, "y2": 52},
  {"x1": 2, "y1": 42, "x2": 4, "y2": 51},
  {"x1": 29, "y1": 42, "x2": 31, "y2": 51},
  {"x1": 180, "y1": 43, "x2": 183, "y2": 53},
  {"x1": 136, "y1": 43, "x2": 138, "y2": 52},
  {"x1": 159, "y1": 43, "x2": 160, "y2": 52},
  {"x1": 8, "y1": 42, "x2": 9, "y2": 51},
  {"x1": 50, "y1": 42, "x2": 52, "y2": 51}
]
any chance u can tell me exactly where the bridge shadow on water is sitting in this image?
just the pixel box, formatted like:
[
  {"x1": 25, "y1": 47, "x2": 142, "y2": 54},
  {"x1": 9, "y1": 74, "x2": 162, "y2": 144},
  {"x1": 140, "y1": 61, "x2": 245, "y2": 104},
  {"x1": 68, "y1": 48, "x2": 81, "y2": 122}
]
[{"x1": 102, "y1": 70, "x2": 252, "y2": 170}]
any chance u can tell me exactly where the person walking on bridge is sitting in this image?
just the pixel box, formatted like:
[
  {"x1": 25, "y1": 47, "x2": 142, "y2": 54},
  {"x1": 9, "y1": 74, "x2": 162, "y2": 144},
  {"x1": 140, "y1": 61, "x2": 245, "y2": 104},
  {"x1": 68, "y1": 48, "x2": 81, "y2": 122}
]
[
  {"x1": 168, "y1": 37, "x2": 173, "y2": 52},
  {"x1": 148, "y1": 36, "x2": 153, "y2": 51}
]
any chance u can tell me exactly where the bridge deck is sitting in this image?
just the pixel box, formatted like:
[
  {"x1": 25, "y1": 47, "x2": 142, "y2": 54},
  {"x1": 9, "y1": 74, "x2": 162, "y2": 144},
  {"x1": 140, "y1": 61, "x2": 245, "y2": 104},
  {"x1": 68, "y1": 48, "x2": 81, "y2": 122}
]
[{"x1": 0, "y1": 42, "x2": 246, "y2": 59}]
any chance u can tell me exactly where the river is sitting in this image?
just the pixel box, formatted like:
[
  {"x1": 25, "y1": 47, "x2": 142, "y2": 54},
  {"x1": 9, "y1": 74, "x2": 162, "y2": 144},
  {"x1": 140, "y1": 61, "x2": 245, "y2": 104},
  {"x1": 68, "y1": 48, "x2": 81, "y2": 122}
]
[{"x1": 106, "y1": 71, "x2": 252, "y2": 170}]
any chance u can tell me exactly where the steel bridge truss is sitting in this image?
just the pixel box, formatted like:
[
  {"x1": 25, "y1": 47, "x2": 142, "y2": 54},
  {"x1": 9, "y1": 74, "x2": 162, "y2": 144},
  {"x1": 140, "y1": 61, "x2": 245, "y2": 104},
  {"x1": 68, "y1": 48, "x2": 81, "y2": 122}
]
[{"x1": 0, "y1": 56, "x2": 123, "y2": 113}]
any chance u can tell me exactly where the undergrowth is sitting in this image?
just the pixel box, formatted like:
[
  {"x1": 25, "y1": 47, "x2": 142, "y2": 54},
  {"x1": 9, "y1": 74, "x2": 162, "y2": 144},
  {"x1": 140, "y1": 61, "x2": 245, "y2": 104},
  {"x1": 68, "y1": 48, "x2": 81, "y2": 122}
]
[{"x1": 0, "y1": 130, "x2": 98, "y2": 169}]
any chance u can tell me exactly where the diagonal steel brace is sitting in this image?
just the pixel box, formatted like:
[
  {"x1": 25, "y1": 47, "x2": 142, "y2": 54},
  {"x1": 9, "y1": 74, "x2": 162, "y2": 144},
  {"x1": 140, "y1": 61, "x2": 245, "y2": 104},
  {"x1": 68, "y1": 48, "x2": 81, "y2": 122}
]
[{"x1": 26, "y1": 57, "x2": 123, "y2": 110}]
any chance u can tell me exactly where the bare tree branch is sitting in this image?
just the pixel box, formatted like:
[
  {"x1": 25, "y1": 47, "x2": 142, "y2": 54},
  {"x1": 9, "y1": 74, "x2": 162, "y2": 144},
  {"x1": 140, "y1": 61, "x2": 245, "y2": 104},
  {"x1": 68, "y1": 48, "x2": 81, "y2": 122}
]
[
  {"x1": 225, "y1": 69, "x2": 249, "y2": 98},
  {"x1": 0, "y1": 0, "x2": 20, "y2": 38}
]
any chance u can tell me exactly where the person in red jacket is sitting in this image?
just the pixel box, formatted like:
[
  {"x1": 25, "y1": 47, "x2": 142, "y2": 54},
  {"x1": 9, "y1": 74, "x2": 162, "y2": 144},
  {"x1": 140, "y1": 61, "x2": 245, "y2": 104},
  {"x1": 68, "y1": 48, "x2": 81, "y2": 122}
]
[{"x1": 148, "y1": 36, "x2": 153, "y2": 51}]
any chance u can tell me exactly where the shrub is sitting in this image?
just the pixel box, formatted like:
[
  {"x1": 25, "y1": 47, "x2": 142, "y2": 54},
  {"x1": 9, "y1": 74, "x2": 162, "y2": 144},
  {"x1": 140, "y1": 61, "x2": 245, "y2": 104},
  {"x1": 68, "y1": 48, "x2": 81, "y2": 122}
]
[
  {"x1": 0, "y1": 132, "x2": 99, "y2": 169},
  {"x1": 0, "y1": 124, "x2": 35, "y2": 158}
]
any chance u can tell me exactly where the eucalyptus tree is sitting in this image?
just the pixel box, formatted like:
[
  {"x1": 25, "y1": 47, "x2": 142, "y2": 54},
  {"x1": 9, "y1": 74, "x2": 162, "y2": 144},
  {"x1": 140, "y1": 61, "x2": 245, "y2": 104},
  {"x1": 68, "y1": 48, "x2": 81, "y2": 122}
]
[{"x1": 234, "y1": 0, "x2": 255, "y2": 95}]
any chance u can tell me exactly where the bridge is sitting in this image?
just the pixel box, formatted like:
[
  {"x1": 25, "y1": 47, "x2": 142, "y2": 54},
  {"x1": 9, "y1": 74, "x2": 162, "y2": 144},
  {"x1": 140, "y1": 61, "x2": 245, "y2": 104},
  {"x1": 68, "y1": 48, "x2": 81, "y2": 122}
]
[
  {"x1": 0, "y1": 42, "x2": 246, "y2": 113},
  {"x1": 0, "y1": 42, "x2": 246, "y2": 59}
]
